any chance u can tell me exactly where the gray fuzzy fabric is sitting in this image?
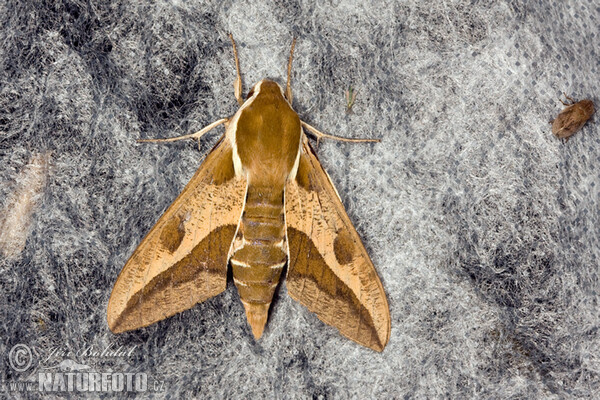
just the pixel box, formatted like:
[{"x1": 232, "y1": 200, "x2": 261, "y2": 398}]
[{"x1": 1, "y1": 0, "x2": 599, "y2": 398}]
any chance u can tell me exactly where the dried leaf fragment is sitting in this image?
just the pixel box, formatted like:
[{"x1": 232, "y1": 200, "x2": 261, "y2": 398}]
[
  {"x1": 345, "y1": 85, "x2": 358, "y2": 113},
  {"x1": 0, "y1": 152, "x2": 51, "y2": 260}
]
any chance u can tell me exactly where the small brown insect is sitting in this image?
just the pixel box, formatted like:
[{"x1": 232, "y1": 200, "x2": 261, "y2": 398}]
[{"x1": 551, "y1": 93, "x2": 595, "y2": 141}]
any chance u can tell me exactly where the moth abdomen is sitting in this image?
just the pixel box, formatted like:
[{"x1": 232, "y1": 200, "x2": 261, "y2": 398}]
[{"x1": 230, "y1": 186, "x2": 287, "y2": 338}]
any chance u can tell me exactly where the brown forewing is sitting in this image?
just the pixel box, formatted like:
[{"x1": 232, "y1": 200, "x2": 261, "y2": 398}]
[
  {"x1": 107, "y1": 136, "x2": 247, "y2": 333},
  {"x1": 284, "y1": 136, "x2": 391, "y2": 351}
]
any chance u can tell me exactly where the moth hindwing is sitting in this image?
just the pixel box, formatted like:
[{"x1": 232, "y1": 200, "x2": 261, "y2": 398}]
[{"x1": 107, "y1": 35, "x2": 391, "y2": 352}]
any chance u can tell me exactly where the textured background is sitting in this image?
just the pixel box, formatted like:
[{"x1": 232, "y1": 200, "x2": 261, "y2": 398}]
[{"x1": 1, "y1": 0, "x2": 599, "y2": 398}]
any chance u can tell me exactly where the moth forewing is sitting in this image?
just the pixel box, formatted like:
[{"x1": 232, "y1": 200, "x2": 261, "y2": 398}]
[
  {"x1": 107, "y1": 137, "x2": 247, "y2": 333},
  {"x1": 284, "y1": 137, "x2": 390, "y2": 351}
]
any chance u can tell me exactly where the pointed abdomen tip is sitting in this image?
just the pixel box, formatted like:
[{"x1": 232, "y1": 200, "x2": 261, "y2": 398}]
[{"x1": 241, "y1": 301, "x2": 270, "y2": 339}]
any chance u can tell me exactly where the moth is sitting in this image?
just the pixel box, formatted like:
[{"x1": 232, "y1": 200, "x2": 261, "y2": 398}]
[
  {"x1": 551, "y1": 93, "x2": 595, "y2": 141},
  {"x1": 107, "y1": 35, "x2": 391, "y2": 352}
]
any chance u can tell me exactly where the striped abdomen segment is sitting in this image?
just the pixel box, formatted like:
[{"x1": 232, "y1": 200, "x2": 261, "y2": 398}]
[{"x1": 230, "y1": 186, "x2": 287, "y2": 338}]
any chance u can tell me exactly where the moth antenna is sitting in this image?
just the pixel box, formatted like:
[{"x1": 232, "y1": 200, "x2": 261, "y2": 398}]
[
  {"x1": 563, "y1": 92, "x2": 576, "y2": 104},
  {"x1": 137, "y1": 118, "x2": 228, "y2": 144},
  {"x1": 228, "y1": 33, "x2": 244, "y2": 105},
  {"x1": 285, "y1": 37, "x2": 297, "y2": 104},
  {"x1": 301, "y1": 121, "x2": 380, "y2": 143},
  {"x1": 559, "y1": 92, "x2": 575, "y2": 106}
]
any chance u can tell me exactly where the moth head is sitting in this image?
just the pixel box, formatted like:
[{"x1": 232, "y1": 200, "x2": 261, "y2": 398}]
[
  {"x1": 579, "y1": 99, "x2": 595, "y2": 117},
  {"x1": 246, "y1": 79, "x2": 285, "y2": 100}
]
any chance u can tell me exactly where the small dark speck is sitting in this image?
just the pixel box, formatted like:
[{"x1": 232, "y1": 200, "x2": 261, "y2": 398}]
[{"x1": 515, "y1": 61, "x2": 521, "y2": 67}]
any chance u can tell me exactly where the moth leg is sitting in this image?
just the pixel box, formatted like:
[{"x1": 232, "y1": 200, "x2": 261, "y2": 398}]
[
  {"x1": 137, "y1": 118, "x2": 228, "y2": 144},
  {"x1": 285, "y1": 37, "x2": 297, "y2": 105},
  {"x1": 228, "y1": 33, "x2": 244, "y2": 106},
  {"x1": 301, "y1": 121, "x2": 381, "y2": 146}
]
